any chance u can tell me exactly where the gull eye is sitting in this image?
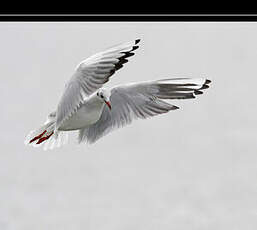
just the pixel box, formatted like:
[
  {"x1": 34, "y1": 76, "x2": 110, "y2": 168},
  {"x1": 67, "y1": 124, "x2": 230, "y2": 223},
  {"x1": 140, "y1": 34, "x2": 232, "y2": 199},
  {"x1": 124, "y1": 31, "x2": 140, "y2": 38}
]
[{"x1": 100, "y1": 95, "x2": 104, "y2": 98}]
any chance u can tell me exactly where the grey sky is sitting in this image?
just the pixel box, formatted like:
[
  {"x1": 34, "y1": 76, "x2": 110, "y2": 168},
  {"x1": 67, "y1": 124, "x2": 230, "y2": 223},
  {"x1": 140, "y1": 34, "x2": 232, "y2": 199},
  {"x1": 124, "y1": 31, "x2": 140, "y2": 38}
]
[{"x1": 0, "y1": 22, "x2": 256, "y2": 230}]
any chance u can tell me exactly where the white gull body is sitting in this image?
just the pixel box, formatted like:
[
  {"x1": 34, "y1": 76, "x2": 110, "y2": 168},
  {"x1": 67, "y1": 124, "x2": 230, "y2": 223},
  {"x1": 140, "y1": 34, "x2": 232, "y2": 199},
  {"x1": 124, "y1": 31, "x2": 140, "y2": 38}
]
[
  {"x1": 59, "y1": 92, "x2": 106, "y2": 131},
  {"x1": 25, "y1": 39, "x2": 211, "y2": 150}
]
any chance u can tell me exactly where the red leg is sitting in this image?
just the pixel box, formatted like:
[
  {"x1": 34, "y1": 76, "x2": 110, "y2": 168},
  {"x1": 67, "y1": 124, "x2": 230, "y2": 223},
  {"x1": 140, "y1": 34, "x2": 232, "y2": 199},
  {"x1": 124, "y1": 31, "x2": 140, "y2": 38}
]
[
  {"x1": 29, "y1": 130, "x2": 47, "y2": 143},
  {"x1": 36, "y1": 131, "x2": 54, "y2": 144}
]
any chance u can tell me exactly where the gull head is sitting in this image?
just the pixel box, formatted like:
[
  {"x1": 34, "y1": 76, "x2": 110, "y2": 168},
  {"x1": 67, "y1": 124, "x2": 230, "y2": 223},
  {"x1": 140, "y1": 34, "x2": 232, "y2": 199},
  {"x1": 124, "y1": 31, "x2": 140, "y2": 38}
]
[{"x1": 97, "y1": 88, "x2": 111, "y2": 110}]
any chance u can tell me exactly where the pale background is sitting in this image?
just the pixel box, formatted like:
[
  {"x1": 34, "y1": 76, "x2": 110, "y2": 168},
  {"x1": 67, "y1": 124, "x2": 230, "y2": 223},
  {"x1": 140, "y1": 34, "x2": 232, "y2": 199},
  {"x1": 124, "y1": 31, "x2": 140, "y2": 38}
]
[{"x1": 0, "y1": 22, "x2": 256, "y2": 230}]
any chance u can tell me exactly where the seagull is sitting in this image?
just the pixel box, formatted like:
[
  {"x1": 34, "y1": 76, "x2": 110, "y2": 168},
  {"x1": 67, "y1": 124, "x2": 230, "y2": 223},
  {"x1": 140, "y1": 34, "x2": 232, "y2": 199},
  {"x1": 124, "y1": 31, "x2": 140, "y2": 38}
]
[{"x1": 25, "y1": 39, "x2": 211, "y2": 150}]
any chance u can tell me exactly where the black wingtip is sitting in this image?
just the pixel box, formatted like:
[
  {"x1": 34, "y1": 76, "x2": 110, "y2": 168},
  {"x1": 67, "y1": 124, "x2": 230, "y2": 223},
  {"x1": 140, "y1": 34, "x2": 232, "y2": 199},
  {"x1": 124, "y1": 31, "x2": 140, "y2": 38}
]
[
  {"x1": 200, "y1": 84, "x2": 209, "y2": 90},
  {"x1": 122, "y1": 52, "x2": 135, "y2": 58},
  {"x1": 132, "y1": 45, "x2": 139, "y2": 51},
  {"x1": 135, "y1": 39, "x2": 141, "y2": 44},
  {"x1": 205, "y1": 79, "x2": 211, "y2": 84},
  {"x1": 194, "y1": 90, "x2": 203, "y2": 95}
]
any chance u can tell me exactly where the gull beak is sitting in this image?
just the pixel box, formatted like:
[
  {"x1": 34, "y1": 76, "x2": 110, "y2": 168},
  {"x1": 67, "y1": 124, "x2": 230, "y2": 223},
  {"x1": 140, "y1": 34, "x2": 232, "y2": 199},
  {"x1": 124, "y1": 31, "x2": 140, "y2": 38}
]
[{"x1": 105, "y1": 100, "x2": 112, "y2": 110}]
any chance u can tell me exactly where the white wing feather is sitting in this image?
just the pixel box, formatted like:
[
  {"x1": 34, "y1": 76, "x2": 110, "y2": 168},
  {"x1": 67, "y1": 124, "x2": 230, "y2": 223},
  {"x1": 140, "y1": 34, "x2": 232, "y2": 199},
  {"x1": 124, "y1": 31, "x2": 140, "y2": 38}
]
[
  {"x1": 55, "y1": 39, "x2": 141, "y2": 130},
  {"x1": 78, "y1": 78, "x2": 211, "y2": 144}
]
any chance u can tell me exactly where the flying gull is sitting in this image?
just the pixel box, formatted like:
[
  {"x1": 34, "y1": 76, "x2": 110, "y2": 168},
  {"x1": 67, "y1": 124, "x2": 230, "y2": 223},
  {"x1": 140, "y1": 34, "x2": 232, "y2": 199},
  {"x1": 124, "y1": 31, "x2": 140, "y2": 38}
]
[{"x1": 24, "y1": 39, "x2": 211, "y2": 150}]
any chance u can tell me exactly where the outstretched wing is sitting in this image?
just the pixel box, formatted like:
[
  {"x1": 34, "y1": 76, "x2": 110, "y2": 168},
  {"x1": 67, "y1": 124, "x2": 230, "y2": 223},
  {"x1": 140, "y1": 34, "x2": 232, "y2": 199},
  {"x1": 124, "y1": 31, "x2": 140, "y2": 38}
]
[
  {"x1": 78, "y1": 78, "x2": 211, "y2": 144},
  {"x1": 55, "y1": 39, "x2": 141, "y2": 129}
]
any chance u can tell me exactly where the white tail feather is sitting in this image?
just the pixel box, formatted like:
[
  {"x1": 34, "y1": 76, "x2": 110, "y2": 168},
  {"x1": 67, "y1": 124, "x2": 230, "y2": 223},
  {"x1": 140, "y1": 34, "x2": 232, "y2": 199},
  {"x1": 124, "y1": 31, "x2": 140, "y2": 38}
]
[
  {"x1": 43, "y1": 131, "x2": 68, "y2": 151},
  {"x1": 25, "y1": 113, "x2": 69, "y2": 150}
]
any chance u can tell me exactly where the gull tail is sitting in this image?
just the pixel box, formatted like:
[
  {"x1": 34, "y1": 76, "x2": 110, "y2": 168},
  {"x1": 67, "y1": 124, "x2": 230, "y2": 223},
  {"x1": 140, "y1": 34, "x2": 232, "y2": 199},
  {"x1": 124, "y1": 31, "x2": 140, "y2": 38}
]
[{"x1": 24, "y1": 112, "x2": 68, "y2": 150}]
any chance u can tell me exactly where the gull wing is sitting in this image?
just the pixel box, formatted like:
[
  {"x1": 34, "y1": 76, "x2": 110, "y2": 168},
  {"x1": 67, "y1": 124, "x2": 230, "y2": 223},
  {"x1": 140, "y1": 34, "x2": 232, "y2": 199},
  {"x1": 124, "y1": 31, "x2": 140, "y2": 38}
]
[
  {"x1": 55, "y1": 39, "x2": 140, "y2": 129},
  {"x1": 78, "y1": 78, "x2": 211, "y2": 144}
]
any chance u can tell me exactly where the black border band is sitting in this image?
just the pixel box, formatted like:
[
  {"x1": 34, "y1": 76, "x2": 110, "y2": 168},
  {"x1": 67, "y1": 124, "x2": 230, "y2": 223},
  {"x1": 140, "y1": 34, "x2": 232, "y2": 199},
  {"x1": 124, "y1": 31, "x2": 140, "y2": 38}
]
[{"x1": 1, "y1": 14, "x2": 257, "y2": 22}]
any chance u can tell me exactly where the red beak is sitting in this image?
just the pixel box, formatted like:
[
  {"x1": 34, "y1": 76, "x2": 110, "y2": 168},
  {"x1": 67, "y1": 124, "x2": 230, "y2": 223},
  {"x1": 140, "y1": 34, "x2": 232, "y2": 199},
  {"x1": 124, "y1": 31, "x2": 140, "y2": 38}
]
[{"x1": 105, "y1": 101, "x2": 111, "y2": 110}]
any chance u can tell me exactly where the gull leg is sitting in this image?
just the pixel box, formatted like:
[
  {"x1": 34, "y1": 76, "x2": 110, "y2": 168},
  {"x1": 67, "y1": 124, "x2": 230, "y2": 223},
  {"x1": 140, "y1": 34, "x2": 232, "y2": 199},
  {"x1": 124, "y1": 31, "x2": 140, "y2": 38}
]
[{"x1": 36, "y1": 131, "x2": 54, "y2": 144}]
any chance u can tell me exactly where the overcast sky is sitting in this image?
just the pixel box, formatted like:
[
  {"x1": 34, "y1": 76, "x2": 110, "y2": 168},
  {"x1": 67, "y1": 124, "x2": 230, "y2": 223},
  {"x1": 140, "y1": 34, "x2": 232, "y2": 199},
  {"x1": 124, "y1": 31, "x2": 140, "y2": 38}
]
[{"x1": 0, "y1": 22, "x2": 256, "y2": 230}]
